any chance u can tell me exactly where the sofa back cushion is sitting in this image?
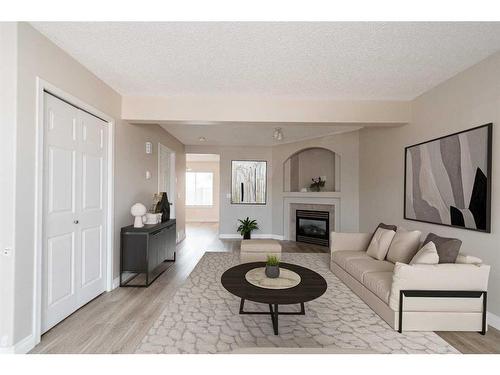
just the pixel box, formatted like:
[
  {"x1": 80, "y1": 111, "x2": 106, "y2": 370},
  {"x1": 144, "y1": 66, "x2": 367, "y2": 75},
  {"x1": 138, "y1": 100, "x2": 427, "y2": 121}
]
[
  {"x1": 410, "y1": 241, "x2": 439, "y2": 265},
  {"x1": 423, "y1": 233, "x2": 462, "y2": 263},
  {"x1": 386, "y1": 229, "x2": 422, "y2": 264},
  {"x1": 366, "y1": 227, "x2": 396, "y2": 260}
]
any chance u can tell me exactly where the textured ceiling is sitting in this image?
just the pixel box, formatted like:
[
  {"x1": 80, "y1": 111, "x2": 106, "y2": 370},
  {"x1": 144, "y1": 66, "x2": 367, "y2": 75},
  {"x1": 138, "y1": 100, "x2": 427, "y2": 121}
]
[
  {"x1": 159, "y1": 122, "x2": 362, "y2": 146},
  {"x1": 31, "y1": 22, "x2": 500, "y2": 100}
]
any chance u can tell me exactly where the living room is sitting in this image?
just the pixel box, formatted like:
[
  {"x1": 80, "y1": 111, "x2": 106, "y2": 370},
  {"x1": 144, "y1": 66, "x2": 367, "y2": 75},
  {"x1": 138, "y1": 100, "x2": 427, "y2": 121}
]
[{"x1": 2, "y1": 1, "x2": 500, "y2": 373}]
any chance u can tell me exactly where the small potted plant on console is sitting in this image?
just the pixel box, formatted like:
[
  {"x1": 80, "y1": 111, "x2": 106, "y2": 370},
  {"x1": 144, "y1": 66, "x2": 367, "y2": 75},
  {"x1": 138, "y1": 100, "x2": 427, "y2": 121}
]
[
  {"x1": 237, "y1": 217, "x2": 259, "y2": 239},
  {"x1": 265, "y1": 255, "x2": 280, "y2": 278}
]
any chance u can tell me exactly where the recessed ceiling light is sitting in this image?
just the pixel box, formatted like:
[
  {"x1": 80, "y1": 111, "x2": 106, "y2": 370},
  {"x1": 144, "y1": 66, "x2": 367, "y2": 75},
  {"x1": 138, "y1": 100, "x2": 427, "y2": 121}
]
[{"x1": 198, "y1": 136, "x2": 207, "y2": 142}]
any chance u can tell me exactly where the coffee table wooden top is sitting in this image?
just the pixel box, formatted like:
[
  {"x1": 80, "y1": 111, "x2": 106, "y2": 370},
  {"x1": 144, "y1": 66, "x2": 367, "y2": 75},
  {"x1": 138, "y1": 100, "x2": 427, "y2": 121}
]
[{"x1": 221, "y1": 262, "x2": 327, "y2": 305}]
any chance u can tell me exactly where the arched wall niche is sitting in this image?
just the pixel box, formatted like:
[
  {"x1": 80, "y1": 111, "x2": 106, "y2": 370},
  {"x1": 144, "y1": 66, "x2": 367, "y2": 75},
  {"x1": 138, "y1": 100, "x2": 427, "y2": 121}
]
[{"x1": 283, "y1": 147, "x2": 340, "y2": 192}]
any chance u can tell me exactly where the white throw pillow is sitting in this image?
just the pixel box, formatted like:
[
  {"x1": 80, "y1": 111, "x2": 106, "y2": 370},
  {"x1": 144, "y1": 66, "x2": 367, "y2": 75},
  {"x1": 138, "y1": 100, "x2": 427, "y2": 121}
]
[
  {"x1": 366, "y1": 227, "x2": 396, "y2": 260},
  {"x1": 410, "y1": 241, "x2": 439, "y2": 265},
  {"x1": 455, "y1": 253, "x2": 483, "y2": 265},
  {"x1": 386, "y1": 229, "x2": 422, "y2": 264}
]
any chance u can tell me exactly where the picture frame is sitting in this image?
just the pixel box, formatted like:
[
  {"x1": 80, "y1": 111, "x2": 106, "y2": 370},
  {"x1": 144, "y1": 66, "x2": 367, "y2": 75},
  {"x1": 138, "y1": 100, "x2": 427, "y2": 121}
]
[
  {"x1": 231, "y1": 160, "x2": 267, "y2": 205},
  {"x1": 404, "y1": 123, "x2": 492, "y2": 233}
]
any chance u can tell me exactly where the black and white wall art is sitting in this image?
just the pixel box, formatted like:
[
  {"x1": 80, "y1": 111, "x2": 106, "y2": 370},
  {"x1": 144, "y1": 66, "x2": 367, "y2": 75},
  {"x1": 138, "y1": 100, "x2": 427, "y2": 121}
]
[
  {"x1": 404, "y1": 123, "x2": 492, "y2": 232},
  {"x1": 231, "y1": 160, "x2": 267, "y2": 204}
]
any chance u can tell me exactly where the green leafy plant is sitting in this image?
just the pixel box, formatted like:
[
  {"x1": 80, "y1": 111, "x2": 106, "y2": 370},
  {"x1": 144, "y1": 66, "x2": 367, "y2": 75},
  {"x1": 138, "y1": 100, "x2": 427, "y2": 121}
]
[
  {"x1": 237, "y1": 217, "x2": 259, "y2": 239},
  {"x1": 266, "y1": 255, "x2": 280, "y2": 267}
]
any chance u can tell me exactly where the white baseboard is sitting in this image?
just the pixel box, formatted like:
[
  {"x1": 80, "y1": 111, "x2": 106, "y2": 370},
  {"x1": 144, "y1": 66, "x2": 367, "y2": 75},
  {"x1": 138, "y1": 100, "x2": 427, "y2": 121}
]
[
  {"x1": 112, "y1": 277, "x2": 120, "y2": 290},
  {"x1": 186, "y1": 220, "x2": 219, "y2": 223},
  {"x1": 268, "y1": 234, "x2": 284, "y2": 240},
  {"x1": 176, "y1": 230, "x2": 186, "y2": 244},
  {"x1": 219, "y1": 233, "x2": 284, "y2": 240},
  {"x1": 0, "y1": 334, "x2": 36, "y2": 354},
  {"x1": 487, "y1": 311, "x2": 500, "y2": 330}
]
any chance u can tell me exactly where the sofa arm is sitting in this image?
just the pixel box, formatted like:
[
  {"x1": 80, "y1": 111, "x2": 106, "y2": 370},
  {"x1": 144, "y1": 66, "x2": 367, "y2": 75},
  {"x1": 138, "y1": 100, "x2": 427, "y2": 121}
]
[
  {"x1": 330, "y1": 232, "x2": 372, "y2": 253},
  {"x1": 389, "y1": 262, "x2": 490, "y2": 310}
]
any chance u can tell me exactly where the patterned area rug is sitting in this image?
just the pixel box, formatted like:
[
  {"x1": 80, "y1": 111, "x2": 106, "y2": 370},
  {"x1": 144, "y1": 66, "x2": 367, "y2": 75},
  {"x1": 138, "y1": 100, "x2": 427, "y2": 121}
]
[{"x1": 135, "y1": 252, "x2": 459, "y2": 354}]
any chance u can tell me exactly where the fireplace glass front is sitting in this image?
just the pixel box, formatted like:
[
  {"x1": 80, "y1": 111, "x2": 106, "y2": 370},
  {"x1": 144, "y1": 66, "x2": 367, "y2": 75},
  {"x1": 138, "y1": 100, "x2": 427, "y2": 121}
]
[{"x1": 296, "y1": 210, "x2": 329, "y2": 247}]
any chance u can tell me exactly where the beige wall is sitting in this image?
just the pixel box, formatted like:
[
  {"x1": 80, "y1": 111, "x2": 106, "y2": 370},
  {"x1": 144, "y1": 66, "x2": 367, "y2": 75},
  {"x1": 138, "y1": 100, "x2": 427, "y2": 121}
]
[
  {"x1": 186, "y1": 145, "x2": 273, "y2": 235},
  {"x1": 115, "y1": 123, "x2": 186, "y2": 270},
  {"x1": 186, "y1": 161, "x2": 220, "y2": 222},
  {"x1": 187, "y1": 132, "x2": 360, "y2": 237},
  {"x1": 122, "y1": 95, "x2": 410, "y2": 124},
  {"x1": 0, "y1": 22, "x2": 17, "y2": 349},
  {"x1": 272, "y1": 131, "x2": 360, "y2": 236},
  {"x1": 359, "y1": 51, "x2": 500, "y2": 316},
  {"x1": 10, "y1": 23, "x2": 186, "y2": 348},
  {"x1": 296, "y1": 148, "x2": 336, "y2": 192},
  {"x1": 14, "y1": 22, "x2": 122, "y2": 344}
]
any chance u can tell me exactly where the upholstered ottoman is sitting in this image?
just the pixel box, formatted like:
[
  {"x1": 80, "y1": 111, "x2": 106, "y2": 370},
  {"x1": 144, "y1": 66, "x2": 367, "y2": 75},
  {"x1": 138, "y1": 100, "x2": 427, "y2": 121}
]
[{"x1": 240, "y1": 239, "x2": 282, "y2": 263}]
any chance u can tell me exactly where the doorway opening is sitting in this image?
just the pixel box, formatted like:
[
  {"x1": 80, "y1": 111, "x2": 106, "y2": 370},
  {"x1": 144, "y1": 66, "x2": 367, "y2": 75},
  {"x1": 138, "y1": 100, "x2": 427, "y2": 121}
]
[
  {"x1": 158, "y1": 143, "x2": 176, "y2": 221},
  {"x1": 185, "y1": 154, "x2": 220, "y2": 238}
]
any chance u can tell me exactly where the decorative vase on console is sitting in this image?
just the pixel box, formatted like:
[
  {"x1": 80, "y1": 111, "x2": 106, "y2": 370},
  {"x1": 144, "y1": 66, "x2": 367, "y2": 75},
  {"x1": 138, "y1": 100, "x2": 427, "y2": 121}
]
[
  {"x1": 154, "y1": 192, "x2": 171, "y2": 222},
  {"x1": 131, "y1": 203, "x2": 147, "y2": 228}
]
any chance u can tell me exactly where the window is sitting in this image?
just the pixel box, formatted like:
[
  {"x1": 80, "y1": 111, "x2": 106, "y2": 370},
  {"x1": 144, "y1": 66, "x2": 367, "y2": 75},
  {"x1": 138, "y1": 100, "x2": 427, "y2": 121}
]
[{"x1": 186, "y1": 172, "x2": 214, "y2": 206}]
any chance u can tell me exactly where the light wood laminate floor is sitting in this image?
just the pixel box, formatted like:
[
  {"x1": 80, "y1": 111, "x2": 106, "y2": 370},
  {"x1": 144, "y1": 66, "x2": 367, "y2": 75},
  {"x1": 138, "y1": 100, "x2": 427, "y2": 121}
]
[{"x1": 31, "y1": 222, "x2": 499, "y2": 354}]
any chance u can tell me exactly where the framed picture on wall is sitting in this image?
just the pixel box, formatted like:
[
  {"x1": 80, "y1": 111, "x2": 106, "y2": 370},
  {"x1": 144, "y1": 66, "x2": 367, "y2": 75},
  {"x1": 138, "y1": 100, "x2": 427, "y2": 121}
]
[
  {"x1": 231, "y1": 160, "x2": 267, "y2": 205},
  {"x1": 404, "y1": 123, "x2": 492, "y2": 232}
]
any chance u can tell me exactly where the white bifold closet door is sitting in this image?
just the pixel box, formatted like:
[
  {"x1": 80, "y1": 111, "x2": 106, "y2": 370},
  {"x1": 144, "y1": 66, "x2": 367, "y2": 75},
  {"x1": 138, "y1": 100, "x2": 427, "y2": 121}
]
[{"x1": 42, "y1": 92, "x2": 108, "y2": 333}]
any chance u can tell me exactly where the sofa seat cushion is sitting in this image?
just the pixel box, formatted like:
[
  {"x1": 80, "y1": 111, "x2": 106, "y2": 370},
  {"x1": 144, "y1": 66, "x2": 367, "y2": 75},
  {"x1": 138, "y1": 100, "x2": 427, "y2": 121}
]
[
  {"x1": 363, "y1": 271, "x2": 393, "y2": 303},
  {"x1": 331, "y1": 250, "x2": 370, "y2": 269},
  {"x1": 345, "y1": 258, "x2": 395, "y2": 284}
]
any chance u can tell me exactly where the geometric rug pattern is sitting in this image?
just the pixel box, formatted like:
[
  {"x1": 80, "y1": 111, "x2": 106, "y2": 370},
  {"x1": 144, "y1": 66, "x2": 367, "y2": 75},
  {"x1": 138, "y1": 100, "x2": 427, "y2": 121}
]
[{"x1": 135, "y1": 252, "x2": 459, "y2": 354}]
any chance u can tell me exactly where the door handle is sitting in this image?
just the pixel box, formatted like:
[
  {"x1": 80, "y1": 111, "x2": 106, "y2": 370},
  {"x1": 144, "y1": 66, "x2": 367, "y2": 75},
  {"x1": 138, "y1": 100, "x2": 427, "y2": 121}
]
[{"x1": 73, "y1": 220, "x2": 79, "y2": 224}]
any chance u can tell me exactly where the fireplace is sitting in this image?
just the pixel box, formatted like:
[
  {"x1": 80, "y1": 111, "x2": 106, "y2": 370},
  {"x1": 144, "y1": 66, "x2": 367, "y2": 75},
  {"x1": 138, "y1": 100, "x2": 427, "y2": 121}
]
[{"x1": 296, "y1": 210, "x2": 329, "y2": 247}]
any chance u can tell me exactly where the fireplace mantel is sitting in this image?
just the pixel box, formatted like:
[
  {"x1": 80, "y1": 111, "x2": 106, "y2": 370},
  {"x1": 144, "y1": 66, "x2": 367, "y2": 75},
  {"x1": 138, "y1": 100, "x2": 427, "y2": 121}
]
[{"x1": 282, "y1": 192, "x2": 341, "y2": 199}]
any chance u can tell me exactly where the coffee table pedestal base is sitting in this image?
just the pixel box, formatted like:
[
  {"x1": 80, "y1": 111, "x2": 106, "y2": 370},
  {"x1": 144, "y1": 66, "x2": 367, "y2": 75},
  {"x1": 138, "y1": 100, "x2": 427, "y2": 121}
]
[{"x1": 238, "y1": 298, "x2": 305, "y2": 335}]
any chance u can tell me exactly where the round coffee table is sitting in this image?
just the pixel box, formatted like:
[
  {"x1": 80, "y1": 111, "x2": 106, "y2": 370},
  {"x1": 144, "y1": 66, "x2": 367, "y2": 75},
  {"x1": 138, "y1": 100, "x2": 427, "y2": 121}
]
[{"x1": 221, "y1": 262, "x2": 327, "y2": 335}]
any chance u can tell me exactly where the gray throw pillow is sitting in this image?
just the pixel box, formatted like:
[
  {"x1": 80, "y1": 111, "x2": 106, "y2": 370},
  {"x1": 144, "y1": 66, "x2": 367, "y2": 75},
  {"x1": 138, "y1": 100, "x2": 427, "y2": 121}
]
[
  {"x1": 378, "y1": 223, "x2": 397, "y2": 232},
  {"x1": 422, "y1": 233, "x2": 462, "y2": 263}
]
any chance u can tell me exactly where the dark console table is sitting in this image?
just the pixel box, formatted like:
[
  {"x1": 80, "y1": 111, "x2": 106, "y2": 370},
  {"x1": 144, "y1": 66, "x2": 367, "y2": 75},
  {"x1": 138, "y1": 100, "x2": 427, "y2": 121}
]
[{"x1": 120, "y1": 219, "x2": 176, "y2": 287}]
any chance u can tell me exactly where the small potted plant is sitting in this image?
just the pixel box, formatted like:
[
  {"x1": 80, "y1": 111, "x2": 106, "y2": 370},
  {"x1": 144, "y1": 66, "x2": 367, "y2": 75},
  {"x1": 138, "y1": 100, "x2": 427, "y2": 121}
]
[
  {"x1": 237, "y1": 217, "x2": 259, "y2": 239},
  {"x1": 265, "y1": 255, "x2": 280, "y2": 278},
  {"x1": 310, "y1": 177, "x2": 326, "y2": 192}
]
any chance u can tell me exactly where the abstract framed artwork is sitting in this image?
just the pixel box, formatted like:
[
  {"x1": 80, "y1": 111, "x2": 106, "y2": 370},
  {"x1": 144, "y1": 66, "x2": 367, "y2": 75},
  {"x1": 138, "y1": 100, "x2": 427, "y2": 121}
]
[
  {"x1": 231, "y1": 160, "x2": 267, "y2": 205},
  {"x1": 404, "y1": 123, "x2": 492, "y2": 232}
]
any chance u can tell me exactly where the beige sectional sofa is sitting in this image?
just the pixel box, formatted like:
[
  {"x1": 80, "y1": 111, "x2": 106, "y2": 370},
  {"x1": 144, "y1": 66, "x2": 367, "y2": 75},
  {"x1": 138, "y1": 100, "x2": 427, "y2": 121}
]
[{"x1": 330, "y1": 232, "x2": 490, "y2": 333}]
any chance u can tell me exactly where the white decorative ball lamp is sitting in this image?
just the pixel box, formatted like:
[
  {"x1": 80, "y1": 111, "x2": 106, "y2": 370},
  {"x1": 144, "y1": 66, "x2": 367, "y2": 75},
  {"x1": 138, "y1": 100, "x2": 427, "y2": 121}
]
[{"x1": 131, "y1": 203, "x2": 147, "y2": 228}]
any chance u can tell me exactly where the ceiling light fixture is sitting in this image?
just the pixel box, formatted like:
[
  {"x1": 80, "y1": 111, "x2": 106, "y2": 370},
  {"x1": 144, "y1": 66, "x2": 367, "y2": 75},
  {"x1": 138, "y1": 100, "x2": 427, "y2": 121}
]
[
  {"x1": 273, "y1": 128, "x2": 283, "y2": 141},
  {"x1": 198, "y1": 136, "x2": 207, "y2": 142}
]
